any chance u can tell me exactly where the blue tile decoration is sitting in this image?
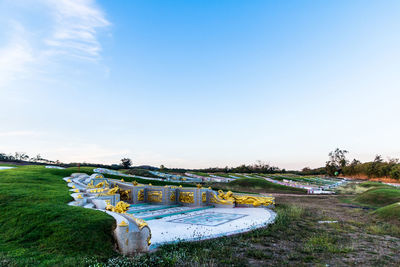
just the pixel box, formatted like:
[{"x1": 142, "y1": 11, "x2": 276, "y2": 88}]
[
  {"x1": 132, "y1": 206, "x2": 213, "y2": 219},
  {"x1": 127, "y1": 204, "x2": 179, "y2": 214},
  {"x1": 168, "y1": 212, "x2": 247, "y2": 226}
]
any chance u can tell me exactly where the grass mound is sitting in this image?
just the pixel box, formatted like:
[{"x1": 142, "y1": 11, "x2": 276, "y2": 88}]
[
  {"x1": 354, "y1": 187, "x2": 400, "y2": 207},
  {"x1": 0, "y1": 165, "x2": 117, "y2": 266},
  {"x1": 373, "y1": 202, "x2": 400, "y2": 221},
  {"x1": 120, "y1": 168, "x2": 160, "y2": 178},
  {"x1": 359, "y1": 181, "x2": 391, "y2": 188},
  {"x1": 226, "y1": 178, "x2": 307, "y2": 194},
  {"x1": 336, "y1": 181, "x2": 394, "y2": 195}
]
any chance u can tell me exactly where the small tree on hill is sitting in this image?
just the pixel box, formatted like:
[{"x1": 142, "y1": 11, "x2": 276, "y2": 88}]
[
  {"x1": 326, "y1": 148, "x2": 348, "y2": 176},
  {"x1": 367, "y1": 155, "x2": 384, "y2": 178},
  {"x1": 120, "y1": 158, "x2": 132, "y2": 169}
]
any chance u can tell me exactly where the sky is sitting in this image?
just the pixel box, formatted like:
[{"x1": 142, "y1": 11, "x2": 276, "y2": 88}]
[{"x1": 0, "y1": 0, "x2": 400, "y2": 170}]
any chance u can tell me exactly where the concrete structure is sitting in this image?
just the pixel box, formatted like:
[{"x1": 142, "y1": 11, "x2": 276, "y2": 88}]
[{"x1": 64, "y1": 172, "x2": 276, "y2": 255}]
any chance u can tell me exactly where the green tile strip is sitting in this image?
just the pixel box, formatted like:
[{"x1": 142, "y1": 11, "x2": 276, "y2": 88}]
[
  {"x1": 127, "y1": 205, "x2": 180, "y2": 214},
  {"x1": 144, "y1": 206, "x2": 214, "y2": 221},
  {"x1": 129, "y1": 203, "x2": 150, "y2": 207}
]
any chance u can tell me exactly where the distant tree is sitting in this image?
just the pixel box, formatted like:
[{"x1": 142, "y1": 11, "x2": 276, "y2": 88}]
[
  {"x1": 367, "y1": 155, "x2": 384, "y2": 178},
  {"x1": 14, "y1": 152, "x2": 29, "y2": 161},
  {"x1": 343, "y1": 158, "x2": 361, "y2": 176},
  {"x1": 325, "y1": 148, "x2": 348, "y2": 176},
  {"x1": 224, "y1": 166, "x2": 229, "y2": 173},
  {"x1": 382, "y1": 158, "x2": 399, "y2": 177},
  {"x1": 374, "y1": 155, "x2": 383, "y2": 163},
  {"x1": 160, "y1": 165, "x2": 165, "y2": 171},
  {"x1": 390, "y1": 165, "x2": 400, "y2": 180},
  {"x1": 120, "y1": 158, "x2": 132, "y2": 169}
]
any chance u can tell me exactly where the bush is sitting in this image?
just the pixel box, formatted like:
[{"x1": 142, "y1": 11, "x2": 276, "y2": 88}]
[{"x1": 390, "y1": 165, "x2": 400, "y2": 180}]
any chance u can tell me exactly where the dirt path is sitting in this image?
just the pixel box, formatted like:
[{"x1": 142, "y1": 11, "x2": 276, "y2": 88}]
[{"x1": 268, "y1": 194, "x2": 400, "y2": 266}]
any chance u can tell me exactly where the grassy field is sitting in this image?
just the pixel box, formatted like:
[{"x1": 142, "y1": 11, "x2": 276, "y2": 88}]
[
  {"x1": 0, "y1": 163, "x2": 18, "y2": 167},
  {"x1": 336, "y1": 181, "x2": 393, "y2": 195},
  {"x1": 1, "y1": 167, "x2": 399, "y2": 266},
  {"x1": 338, "y1": 181, "x2": 400, "y2": 220},
  {"x1": 213, "y1": 177, "x2": 308, "y2": 194},
  {"x1": 0, "y1": 165, "x2": 118, "y2": 266},
  {"x1": 188, "y1": 171, "x2": 211, "y2": 177},
  {"x1": 119, "y1": 168, "x2": 160, "y2": 178},
  {"x1": 374, "y1": 202, "x2": 400, "y2": 221},
  {"x1": 79, "y1": 195, "x2": 400, "y2": 266},
  {"x1": 354, "y1": 187, "x2": 400, "y2": 207}
]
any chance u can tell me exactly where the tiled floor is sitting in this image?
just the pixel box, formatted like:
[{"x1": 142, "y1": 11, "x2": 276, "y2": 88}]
[
  {"x1": 128, "y1": 204, "x2": 178, "y2": 213},
  {"x1": 168, "y1": 212, "x2": 247, "y2": 226},
  {"x1": 147, "y1": 207, "x2": 276, "y2": 249},
  {"x1": 133, "y1": 206, "x2": 208, "y2": 219}
]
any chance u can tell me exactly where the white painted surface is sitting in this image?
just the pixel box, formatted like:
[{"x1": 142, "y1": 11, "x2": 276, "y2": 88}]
[
  {"x1": 45, "y1": 165, "x2": 65, "y2": 169},
  {"x1": 0, "y1": 167, "x2": 14, "y2": 170},
  {"x1": 148, "y1": 207, "x2": 276, "y2": 249}
]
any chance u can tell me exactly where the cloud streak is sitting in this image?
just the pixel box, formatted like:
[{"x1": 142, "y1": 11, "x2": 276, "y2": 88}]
[
  {"x1": 0, "y1": 0, "x2": 110, "y2": 86},
  {"x1": 0, "y1": 22, "x2": 34, "y2": 86},
  {"x1": 44, "y1": 0, "x2": 110, "y2": 59}
]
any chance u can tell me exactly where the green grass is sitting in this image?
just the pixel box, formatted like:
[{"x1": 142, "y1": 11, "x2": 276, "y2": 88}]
[
  {"x1": 373, "y1": 202, "x2": 400, "y2": 221},
  {"x1": 359, "y1": 181, "x2": 391, "y2": 188},
  {"x1": 119, "y1": 168, "x2": 160, "y2": 178},
  {"x1": 212, "y1": 173, "x2": 234, "y2": 178},
  {"x1": 0, "y1": 165, "x2": 117, "y2": 266},
  {"x1": 353, "y1": 187, "x2": 400, "y2": 207},
  {"x1": 0, "y1": 163, "x2": 18, "y2": 167},
  {"x1": 302, "y1": 234, "x2": 353, "y2": 254},
  {"x1": 1, "y1": 165, "x2": 396, "y2": 266},
  {"x1": 336, "y1": 181, "x2": 394, "y2": 195},
  {"x1": 224, "y1": 177, "x2": 307, "y2": 194},
  {"x1": 189, "y1": 172, "x2": 210, "y2": 177}
]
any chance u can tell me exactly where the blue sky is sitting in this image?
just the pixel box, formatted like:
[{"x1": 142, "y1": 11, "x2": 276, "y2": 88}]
[{"x1": 0, "y1": 0, "x2": 399, "y2": 169}]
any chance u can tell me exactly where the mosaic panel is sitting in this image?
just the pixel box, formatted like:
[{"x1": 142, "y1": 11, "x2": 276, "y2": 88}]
[
  {"x1": 168, "y1": 212, "x2": 247, "y2": 226},
  {"x1": 134, "y1": 206, "x2": 198, "y2": 219},
  {"x1": 128, "y1": 204, "x2": 159, "y2": 212}
]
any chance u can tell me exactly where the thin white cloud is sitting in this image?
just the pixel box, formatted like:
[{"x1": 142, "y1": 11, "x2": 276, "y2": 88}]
[
  {"x1": 0, "y1": 0, "x2": 110, "y2": 86},
  {"x1": 0, "y1": 22, "x2": 34, "y2": 87},
  {"x1": 44, "y1": 0, "x2": 110, "y2": 59}
]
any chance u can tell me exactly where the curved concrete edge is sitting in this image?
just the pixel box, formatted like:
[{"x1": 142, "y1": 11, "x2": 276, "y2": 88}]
[
  {"x1": 64, "y1": 174, "x2": 152, "y2": 254},
  {"x1": 63, "y1": 173, "x2": 276, "y2": 254},
  {"x1": 104, "y1": 211, "x2": 151, "y2": 254}
]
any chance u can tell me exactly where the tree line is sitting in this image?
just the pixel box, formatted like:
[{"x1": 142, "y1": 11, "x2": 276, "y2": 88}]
[
  {"x1": 192, "y1": 161, "x2": 284, "y2": 174},
  {"x1": 2, "y1": 149, "x2": 399, "y2": 180},
  {"x1": 0, "y1": 152, "x2": 132, "y2": 170},
  {"x1": 0, "y1": 152, "x2": 59, "y2": 164},
  {"x1": 321, "y1": 148, "x2": 400, "y2": 179}
]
